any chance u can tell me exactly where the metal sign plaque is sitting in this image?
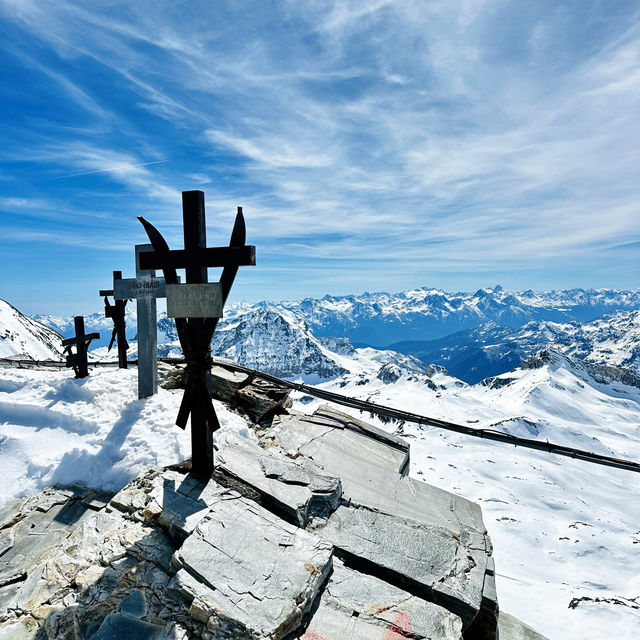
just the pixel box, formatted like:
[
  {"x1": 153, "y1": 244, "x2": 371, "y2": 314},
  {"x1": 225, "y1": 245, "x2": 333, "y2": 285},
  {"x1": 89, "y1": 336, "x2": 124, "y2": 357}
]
[
  {"x1": 114, "y1": 277, "x2": 167, "y2": 300},
  {"x1": 166, "y1": 283, "x2": 223, "y2": 318}
]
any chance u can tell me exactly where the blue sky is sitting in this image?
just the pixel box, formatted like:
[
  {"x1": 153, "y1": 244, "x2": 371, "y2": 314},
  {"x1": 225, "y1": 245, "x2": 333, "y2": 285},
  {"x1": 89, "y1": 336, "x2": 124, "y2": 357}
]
[{"x1": 1, "y1": 0, "x2": 639, "y2": 315}]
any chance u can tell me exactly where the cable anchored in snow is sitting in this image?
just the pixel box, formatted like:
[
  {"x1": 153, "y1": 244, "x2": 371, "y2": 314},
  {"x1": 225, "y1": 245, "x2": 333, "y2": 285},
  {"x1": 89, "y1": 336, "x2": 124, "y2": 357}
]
[
  {"x1": 209, "y1": 359, "x2": 640, "y2": 475},
  {"x1": 3, "y1": 356, "x2": 640, "y2": 474}
]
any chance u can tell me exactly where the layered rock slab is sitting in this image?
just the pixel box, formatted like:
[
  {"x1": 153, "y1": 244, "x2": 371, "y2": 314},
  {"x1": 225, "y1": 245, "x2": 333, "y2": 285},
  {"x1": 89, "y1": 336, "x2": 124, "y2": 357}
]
[
  {"x1": 214, "y1": 429, "x2": 342, "y2": 527},
  {"x1": 260, "y1": 406, "x2": 495, "y2": 634},
  {"x1": 497, "y1": 613, "x2": 550, "y2": 640},
  {"x1": 267, "y1": 408, "x2": 483, "y2": 534},
  {"x1": 314, "y1": 505, "x2": 483, "y2": 628},
  {"x1": 297, "y1": 559, "x2": 463, "y2": 640},
  {"x1": 171, "y1": 490, "x2": 333, "y2": 639}
]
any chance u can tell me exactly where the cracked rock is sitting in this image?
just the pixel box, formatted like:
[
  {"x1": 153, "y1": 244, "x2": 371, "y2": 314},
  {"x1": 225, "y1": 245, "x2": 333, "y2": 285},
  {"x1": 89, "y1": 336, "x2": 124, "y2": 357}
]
[
  {"x1": 311, "y1": 505, "x2": 485, "y2": 629},
  {"x1": 298, "y1": 558, "x2": 463, "y2": 639},
  {"x1": 266, "y1": 411, "x2": 484, "y2": 535},
  {"x1": 214, "y1": 430, "x2": 342, "y2": 527},
  {"x1": 172, "y1": 488, "x2": 333, "y2": 639}
]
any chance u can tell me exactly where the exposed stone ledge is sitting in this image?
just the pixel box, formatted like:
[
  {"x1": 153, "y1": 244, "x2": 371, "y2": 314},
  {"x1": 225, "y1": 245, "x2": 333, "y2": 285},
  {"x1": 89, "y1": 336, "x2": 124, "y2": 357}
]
[{"x1": 0, "y1": 402, "x2": 548, "y2": 640}]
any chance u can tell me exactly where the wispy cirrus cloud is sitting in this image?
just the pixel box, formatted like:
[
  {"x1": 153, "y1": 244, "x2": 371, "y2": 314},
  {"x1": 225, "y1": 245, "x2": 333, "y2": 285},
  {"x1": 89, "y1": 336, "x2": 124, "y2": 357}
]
[{"x1": 0, "y1": 0, "x2": 639, "y2": 313}]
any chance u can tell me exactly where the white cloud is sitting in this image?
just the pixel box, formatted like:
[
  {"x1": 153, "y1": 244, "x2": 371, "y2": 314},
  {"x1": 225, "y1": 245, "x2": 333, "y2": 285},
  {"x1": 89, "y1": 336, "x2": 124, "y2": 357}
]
[{"x1": 1, "y1": 0, "x2": 639, "y2": 292}]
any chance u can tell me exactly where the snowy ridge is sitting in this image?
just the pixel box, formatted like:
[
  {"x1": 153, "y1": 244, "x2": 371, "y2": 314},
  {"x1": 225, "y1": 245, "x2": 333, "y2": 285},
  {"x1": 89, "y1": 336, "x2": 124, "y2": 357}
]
[
  {"x1": 34, "y1": 285, "x2": 640, "y2": 348},
  {"x1": 394, "y1": 310, "x2": 640, "y2": 383},
  {"x1": 273, "y1": 285, "x2": 640, "y2": 344},
  {"x1": 0, "y1": 299, "x2": 64, "y2": 360},
  {"x1": 291, "y1": 348, "x2": 640, "y2": 639}
]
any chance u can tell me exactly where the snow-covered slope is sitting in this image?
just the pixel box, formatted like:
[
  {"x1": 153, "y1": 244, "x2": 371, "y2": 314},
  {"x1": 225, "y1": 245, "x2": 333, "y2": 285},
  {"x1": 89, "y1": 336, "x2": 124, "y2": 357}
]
[
  {"x1": 0, "y1": 367, "x2": 249, "y2": 508},
  {"x1": 291, "y1": 348, "x2": 640, "y2": 639},
  {"x1": 0, "y1": 300, "x2": 64, "y2": 360}
]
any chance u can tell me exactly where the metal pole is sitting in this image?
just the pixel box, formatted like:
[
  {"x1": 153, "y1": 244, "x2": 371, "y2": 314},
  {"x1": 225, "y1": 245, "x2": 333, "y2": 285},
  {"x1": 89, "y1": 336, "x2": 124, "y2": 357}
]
[
  {"x1": 135, "y1": 244, "x2": 157, "y2": 398},
  {"x1": 74, "y1": 315, "x2": 88, "y2": 378},
  {"x1": 113, "y1": 271, "x2": 128, "y2": 369}
]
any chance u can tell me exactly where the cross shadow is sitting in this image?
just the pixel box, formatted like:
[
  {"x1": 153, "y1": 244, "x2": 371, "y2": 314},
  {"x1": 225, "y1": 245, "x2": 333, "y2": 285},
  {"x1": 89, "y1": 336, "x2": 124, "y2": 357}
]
[
  {"x1": 51, "y1": 486, "x2": 93, "y2": 526},
  {"x1": 49, "y1": 403, "x2": 145, "y2": 525},
  {"x1": 27, "y1": 469, "x2": 217, "y2": 639},
  {"x1": 158, "y1": 470, "x2": 210, "y2": 539}
]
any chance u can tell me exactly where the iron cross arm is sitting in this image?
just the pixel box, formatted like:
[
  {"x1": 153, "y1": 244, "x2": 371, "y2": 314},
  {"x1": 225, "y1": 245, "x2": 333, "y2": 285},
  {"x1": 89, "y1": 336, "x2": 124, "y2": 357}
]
[
  {"x1": 61, "y1": 333, "x2": 100, "y2": 347},
  {"x1": 138, "y1": 245, "x2": 256, "y2": 272}
]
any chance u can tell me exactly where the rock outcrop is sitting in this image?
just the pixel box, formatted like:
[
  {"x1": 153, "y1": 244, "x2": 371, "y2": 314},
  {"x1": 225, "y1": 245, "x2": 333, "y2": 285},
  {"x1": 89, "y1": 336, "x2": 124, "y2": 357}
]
[{"x1": 0, "y1": 400, "x2": 548, "y2": 640}]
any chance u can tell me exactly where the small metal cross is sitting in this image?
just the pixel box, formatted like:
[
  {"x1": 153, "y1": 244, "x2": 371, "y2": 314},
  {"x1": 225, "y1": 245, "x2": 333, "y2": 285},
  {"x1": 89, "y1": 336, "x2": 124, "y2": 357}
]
[{"x1": 62, "y1": 316, "x2": 100, "y2": 378}]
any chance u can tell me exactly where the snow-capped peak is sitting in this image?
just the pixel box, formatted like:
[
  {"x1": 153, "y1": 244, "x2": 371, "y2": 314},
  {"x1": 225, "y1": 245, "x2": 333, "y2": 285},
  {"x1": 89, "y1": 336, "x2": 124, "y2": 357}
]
[{"x1": 0, "y1": 300, "x2": 64, "y2": 360}]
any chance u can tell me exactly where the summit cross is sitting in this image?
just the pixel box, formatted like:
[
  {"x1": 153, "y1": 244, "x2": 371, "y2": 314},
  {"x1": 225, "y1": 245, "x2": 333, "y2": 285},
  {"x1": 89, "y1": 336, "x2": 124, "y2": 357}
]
[{"x1": 138, "y1": 190, "x2": 256, "y2": 476}]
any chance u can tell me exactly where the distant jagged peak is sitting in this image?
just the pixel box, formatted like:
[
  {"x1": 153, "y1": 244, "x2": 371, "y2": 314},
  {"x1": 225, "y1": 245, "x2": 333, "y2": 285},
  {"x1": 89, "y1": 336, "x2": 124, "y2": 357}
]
[
  {"x1": 518, "y1": 348, "x2": 568, "y2": 371},
  {"x1": 317, "y1": 335, "x2": 355, "y2": 356},
  {"x1": 496, "y1": 347, "x2": 640, "y2": 393}
]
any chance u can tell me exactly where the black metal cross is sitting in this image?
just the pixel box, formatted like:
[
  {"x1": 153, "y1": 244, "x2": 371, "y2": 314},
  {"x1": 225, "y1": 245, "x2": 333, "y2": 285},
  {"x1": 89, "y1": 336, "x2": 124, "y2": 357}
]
[
  {"x1": 62, "y1": 316, "x2": 100, "y2": 379},
  {"x1": 138, "y1": 190, "x2": 255, "y2": 477},
  {"x1": 99, "y1": 271, "x2": 129, "y2": 369}
]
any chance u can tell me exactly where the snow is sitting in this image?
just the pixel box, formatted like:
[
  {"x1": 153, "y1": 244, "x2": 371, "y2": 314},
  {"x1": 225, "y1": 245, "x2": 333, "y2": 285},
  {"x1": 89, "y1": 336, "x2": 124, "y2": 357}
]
[
  {"x1": 291, "y1": 352, "x2": 640, "y2": 640},
  {"x1": 0, "y1": 299, "x2": 63, "y2": 360},
  {"x1": 4, "y1": 292, "x2": 640, "y2": 638},
  {"x1": 0, "y1": 366, "x2": 251, "y2": 509}
]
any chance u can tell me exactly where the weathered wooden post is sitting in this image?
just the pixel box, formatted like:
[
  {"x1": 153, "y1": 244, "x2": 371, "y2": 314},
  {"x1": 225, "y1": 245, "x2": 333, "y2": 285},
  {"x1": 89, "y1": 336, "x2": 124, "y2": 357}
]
[
  {"x1": 62, "y1": 316, "x2": 100, "y2": 378},
  {"x1": 137, "y1": 244, "x2": 157, "y2": 398},
  {"x1": 137, "y1": 190, "x2": 255, "y2": 476},
  {"x1": 99, "y1": 271, "x2": 129, "y2": 369}
]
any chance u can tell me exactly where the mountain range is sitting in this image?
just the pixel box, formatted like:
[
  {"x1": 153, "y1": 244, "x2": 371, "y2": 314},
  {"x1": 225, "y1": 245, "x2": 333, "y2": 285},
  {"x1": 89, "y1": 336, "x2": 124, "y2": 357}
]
[
  {"x1": 28, "y1": 285, "x2": 640, "y2": 383},
  {"x1": 390, "y1": 310, "x2": 640, "y2": 383},
  {"x1": 3, "y1": 288, "x2": 640, "y2": 637}
]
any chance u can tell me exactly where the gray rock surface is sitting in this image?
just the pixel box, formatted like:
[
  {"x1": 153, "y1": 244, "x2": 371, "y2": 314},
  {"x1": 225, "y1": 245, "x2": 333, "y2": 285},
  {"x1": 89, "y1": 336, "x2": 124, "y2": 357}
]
[
  {"x1": 299, "y1": 559, "x2": 463, "y2": 639},
  {"x1": 0, "y1": 480, "x2": 198, "y2": 639},
  {"x1": 261, "y1": 406, "x2": 495, "y2": 634},
  {"x1": 0, "y1": 402, "x2": 548, "y2": 640},
  {"x1": 214, "y1": 430, "x2": 342, "y2": 526},
  {"x1": 172, "y1": 490, "x2": 333, "y2": 639},
  {"x1": 497, "y1": 612, "x2": 550, "y2": 640},
  {"x1": 267, "y1": 409, "x2": 483, "y2": 534},
  {"x1": 313, "y1": 505, "x2": 484, "y2": 628}
]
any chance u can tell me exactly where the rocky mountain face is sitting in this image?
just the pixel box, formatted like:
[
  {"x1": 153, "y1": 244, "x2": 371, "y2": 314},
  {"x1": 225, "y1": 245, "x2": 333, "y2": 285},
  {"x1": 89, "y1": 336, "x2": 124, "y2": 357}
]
[
  {"x1": 274, "y1": 286, "x2": 640, "y2": 344},
  {"x1": 210, "y1": 307, "x2": 349, "y2": 381},
  {"x1": 0, "y1": 300, "x2": 64, "y2": 360},
  {"x1": 153, "y1": 306, "x2": 351, "y2": 381},
  {"x1": 392, "y1": 310, "x2": 640, "y2": 383}
]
